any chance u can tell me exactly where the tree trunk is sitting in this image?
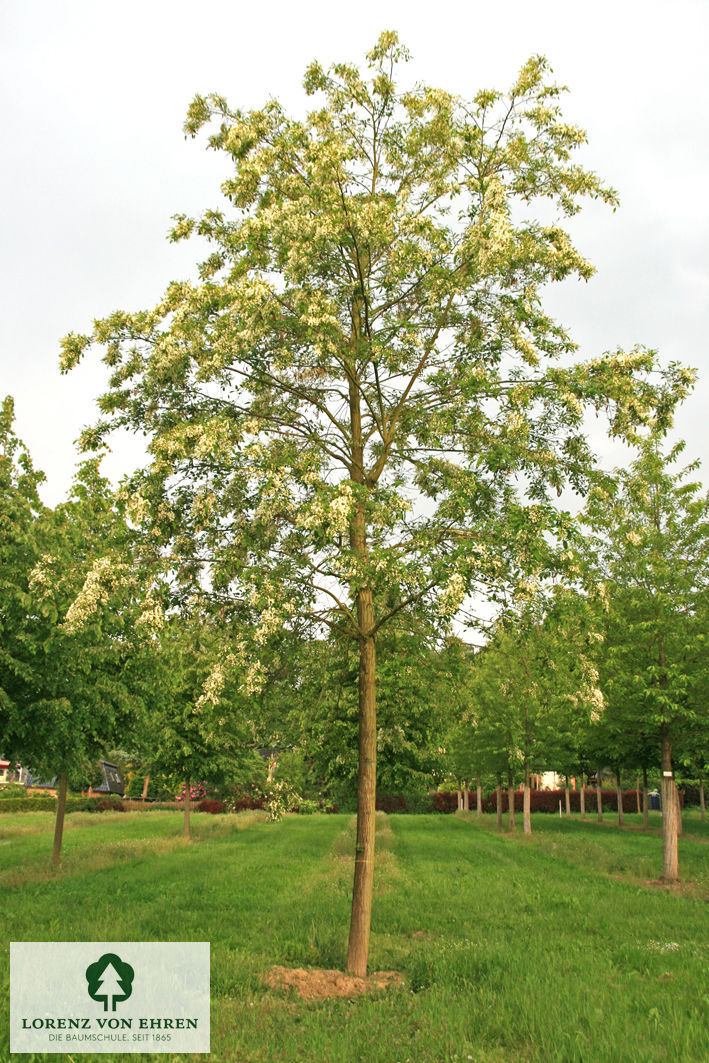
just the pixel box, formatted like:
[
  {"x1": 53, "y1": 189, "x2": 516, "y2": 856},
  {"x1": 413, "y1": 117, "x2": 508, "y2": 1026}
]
[
  {"x1": 564, "y1": 775, "x2": 571, "y2": 819},
  {"x1": 347, "y1": 589, "x2": 377, "y2": 977},
  {"x1": 596, "y1": 769, "x2": 603, "y2": 823},
  {"x1": 51, "y1": 772, "x2": 68, "y2": 868},
  {"x1": 676, "y1": 786, "x2": 683, "y2": 837},
  {"x1": 580, "y1": 777, "x2": 586, "y2": 820},
  {"x1": 616, "y1": 766, "x2": 624, "y2": 827},
  {"x1": 507, "y1": 769, "x2": 516, "y2": 831},
  {"x1": 660, "y1": 728, "x2": 679, "y2": 882},
  {"x1": 463, "y1": 783, "x2": 469, "y2": 812},
  {"x1": 700, "y1": 780, "x2": 706, "y2": 822},
  {"x1": 496, "y1": 776, "x2": 502, "y2": 829},
  {"x1": 141, "y1": 774, "x2": 150, "y2": 800},
  {"x1": 642, "y1": 765, "x2": 649, "y2": 828},
  {"x1": 476, "y1": 774, "x2": 482, "y2": 818},
  {"x1": 184, "y1": 781, "x2": 191, "y2": 839},
  {"x1": 457, "y1": 786, "x2": 463, "y2": 811},
  {"x1": 635, "y1": 774, "x2": 641, "y2": 815},
  {"x1": 523, "y1": 767, "x2": 531, "y2": 835}
]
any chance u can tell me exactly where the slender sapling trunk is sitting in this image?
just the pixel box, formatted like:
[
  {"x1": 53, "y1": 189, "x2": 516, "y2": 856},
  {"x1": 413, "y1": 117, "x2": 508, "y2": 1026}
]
[
  {"x1": 507, "y1": 769, "x2": 516, "y2": 831},
  {"x1": 596, "y1": 769, "x2": 603, "y2": 824},
  {"x1": 51, "y1": 772, "x2": 68, "y2": 868},
  {"x1": 700, "y1": 779, "x2": 706, "y2": 822},
  {"x1": 523, "y1": 767, "x2": 531, "y2": 835},
  {"x1": 642, "y1": 765, "x2": 649, "y2": 828},
  {"x1": 184, "y1": 781, "x2": 191, "y2": 839},
  {"x1": 564, "y1": 775, "x2": 571, "y2": 819},
  {"x1": 580, "y1": 776, "x2": 586, "y2": 820},
  {"x1": 616, "y1": 766, "x2": 624, "y2": 827},
  {"x1": 463, "y1": 783, "x2": 469, "y2": 812},
  {"x1": 660, "y1": 729, "x2": 679, "y2": 882},
  {"x1": 476, "y1": 773, "x2": 482, "y2": 818},
  {"x1": 347, "y1": 587, "x2": 377, "y2": 977},
  {"x1": 496, "y1": 776, "x2": 502, "y2": 830}
]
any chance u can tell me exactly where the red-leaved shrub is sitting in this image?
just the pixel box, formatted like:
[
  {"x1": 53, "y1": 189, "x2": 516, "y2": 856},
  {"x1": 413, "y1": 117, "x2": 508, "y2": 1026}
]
[{"x1": 196, "y1": 798, "x2": 226, "y2": 814}]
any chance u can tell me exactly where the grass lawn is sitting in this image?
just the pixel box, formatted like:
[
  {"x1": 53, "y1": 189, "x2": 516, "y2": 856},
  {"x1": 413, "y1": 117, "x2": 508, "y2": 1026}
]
[{"x1": 1, "y1": 808, "x2": 708, "y2": 1063}]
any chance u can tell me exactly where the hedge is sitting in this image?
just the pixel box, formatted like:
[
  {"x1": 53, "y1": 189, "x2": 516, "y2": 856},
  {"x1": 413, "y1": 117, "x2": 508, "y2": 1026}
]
[{"x1": 0, "y1": 795, "x2": 125, "y2": 814}]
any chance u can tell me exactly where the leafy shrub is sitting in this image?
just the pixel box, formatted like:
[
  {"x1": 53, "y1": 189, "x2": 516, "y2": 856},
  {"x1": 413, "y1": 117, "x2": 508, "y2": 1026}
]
[
  {"x1": 196, "y1": 798, "x2": 226, "y2": 814},
  {"x1": 228, "y1": 785, "x2": 265, "y2": 812},
  {"x1": 176, "y1": 782, "x2": 208, "y2": 803},
  {"x1": 376, "y1": 792, "x2": 435, "y2": 814},
  {"x1": 0, "y1": 795, "x2": 125, "y2": 814},
  {"x1": 293, "y1": 798, "x2": 319, "y2": 815},
  {"x1": 0, "y1": 783, "x2": 28, "y2": 800},
  {"x1": 265, "y1": 780, "x2": 299, "y2": 821},
  {"x1": 95, "y1": 797, "x2": 125, "y2": 812}
]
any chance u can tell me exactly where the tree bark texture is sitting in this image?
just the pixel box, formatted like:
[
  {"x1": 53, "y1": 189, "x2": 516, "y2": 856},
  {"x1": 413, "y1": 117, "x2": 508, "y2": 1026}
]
[
  {"x1": 635, "y1": 774, "x2": 641, "y2": 815},
  {"x1": 463, "y1": 784, "x2": 469, "y2": 812},
  {"x1": 476, "y1": 774, "x2": 482, "y2": 818},
  {"x1": 51, "y1": 772, "x2": 68, "y2": 867},
  {"x1": 660, "y1": 729, "x2": 679, "y2": 882},
  {"x1": 564, "y1": 776, "x2": 571, "y2": 819},
  {"x1": 496, "y1": 778, "x2": 502, "y2": 829},
  {"x1": 596, "y1": 769, "x2": 603, "y2": 823},
  {"x1": 347, "y1": 587, "x2": 377, "y2": 977},
  {"x1": 700, "y1": 781, "x2": 706, "y2": 822},
  {"x1": 507, "y1": 770, "x2": 516, "y2": 831},
  {"x1": 184, "y1": 780, "x2": 191, "y2": 839},
  {"x1": 523, "y1": 767, "x2": 531, "y2": 835},
  {"x1": 642, "y1": 765, "x2": 649, "y2": 829},
  {"x1": 580, "y1": 779, "x2": 586, "y2": 820},
  {"x1": 616, "y1": 766, "x2": 624, "y2": 827}
]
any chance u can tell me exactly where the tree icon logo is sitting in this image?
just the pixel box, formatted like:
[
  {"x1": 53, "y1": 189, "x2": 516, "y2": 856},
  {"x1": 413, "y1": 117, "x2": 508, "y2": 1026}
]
[{"x1": 85, "y1": 953, "x2": 135, "y2": 1011}]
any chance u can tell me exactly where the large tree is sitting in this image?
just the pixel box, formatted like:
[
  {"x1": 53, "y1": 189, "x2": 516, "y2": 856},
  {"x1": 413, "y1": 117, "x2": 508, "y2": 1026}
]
[{"x1": 61, "y1": 34, "x2": 690, "y2": 972}]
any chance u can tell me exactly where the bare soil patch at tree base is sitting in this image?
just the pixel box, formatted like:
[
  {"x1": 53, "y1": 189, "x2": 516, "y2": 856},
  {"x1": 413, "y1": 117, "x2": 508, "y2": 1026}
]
[{"x1": 264, "y1": 965, "x2": 404, "y2": 1000}]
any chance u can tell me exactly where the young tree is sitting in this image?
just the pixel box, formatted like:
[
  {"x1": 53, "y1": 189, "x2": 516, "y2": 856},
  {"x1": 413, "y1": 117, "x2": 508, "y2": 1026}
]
[
  {"x1": 0, "y1": 415, "x2": 152, "y2": 864},
  {"x1": 61, "y1": 35, "x2": 690, "y2": 971},
  {"x1": 140, "y1": 614, "x2": 254, "y2": 838},
  {"x1": 583, "y1": 439, "x2": 709, "y2": 880}
]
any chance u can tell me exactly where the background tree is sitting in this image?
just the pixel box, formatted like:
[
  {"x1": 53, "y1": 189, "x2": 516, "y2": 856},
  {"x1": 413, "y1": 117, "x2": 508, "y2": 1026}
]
[
  {"x1": 582, "y1": 438, "x2": 709, "y2": 880},
  {"x1": 62, "y1": 34, "x2": 691, "y2": 972},
  {"x1": 140, "y1": 613, "x2": 254, "y2": 837},
  {"x1": 0, "y1": 422, "x2": 152, "y2": 864}
]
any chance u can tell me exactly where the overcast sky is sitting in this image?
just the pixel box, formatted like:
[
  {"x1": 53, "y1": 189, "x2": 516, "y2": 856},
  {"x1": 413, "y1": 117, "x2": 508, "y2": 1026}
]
[{"x1": 2, "y1": 0, "x2": 708, "y2": 506}]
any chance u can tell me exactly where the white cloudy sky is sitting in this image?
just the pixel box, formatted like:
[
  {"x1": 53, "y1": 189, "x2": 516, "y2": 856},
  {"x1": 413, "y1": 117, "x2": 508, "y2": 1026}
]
[{"x1": 2, "y1": 0, "x2": 708, "y2": 505}]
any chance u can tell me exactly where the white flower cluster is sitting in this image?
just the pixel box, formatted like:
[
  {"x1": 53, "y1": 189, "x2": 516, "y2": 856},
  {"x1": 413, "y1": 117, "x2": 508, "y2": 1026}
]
[
  {"x1": 195, "y1": 662, "x2": 226, "y2": 711},
  {"x1": 126, "y1": 493, "x2": 150, "y2": 525},
  {"x1": 297, "y1": 481, "x2": 354, "y2": 537},
  {"x1": 28, "y1": 554, "x2": 57, "y2": 600},
  {"x1": 244, "y1": 660, "x2": 267, "y2": 695},
  {"x1": 63, "y1": 557, "x2": 123, "y2": 632},
  {"x1": 191, "y1": 491, "x2": 217, "y2": 529},
  {"x1": 438, "y1": 571, "x2": 466, "y2": 618},
  {"x1": 588, "y1": 686, "x2": 605, "y2": 723},
  {"x1": 136, "y1": 598, "x2": 165, "y2": 633}
]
